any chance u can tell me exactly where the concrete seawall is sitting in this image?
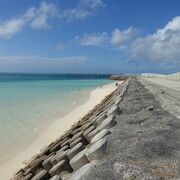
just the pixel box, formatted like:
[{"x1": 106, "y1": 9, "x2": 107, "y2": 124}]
[
  {"x1": 141, "y1": 72, "x2": 180, "y2": 81},
  {"x1": 11, "y1": 78, "x2": 180, "y2": 180}
]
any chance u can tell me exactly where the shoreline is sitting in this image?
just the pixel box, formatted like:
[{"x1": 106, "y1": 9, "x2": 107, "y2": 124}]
[{"x1": 0, "y1": 81, "x2": 120, "y2": 180}]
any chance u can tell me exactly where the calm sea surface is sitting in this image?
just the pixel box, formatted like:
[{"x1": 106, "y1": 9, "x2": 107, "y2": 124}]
[{"x1": 0, "y1": 73, "x2": 113, "y2": 163}]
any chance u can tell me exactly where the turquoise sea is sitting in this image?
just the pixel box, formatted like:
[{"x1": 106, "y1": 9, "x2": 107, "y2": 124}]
[{"x1": 0, "y1": 73, "x2": 113, "y2": 164}]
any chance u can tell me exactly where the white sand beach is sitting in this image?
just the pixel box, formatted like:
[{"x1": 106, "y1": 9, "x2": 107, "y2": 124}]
[{"x1": 0, "y1": 81, "x2": 121, "y2": 180}]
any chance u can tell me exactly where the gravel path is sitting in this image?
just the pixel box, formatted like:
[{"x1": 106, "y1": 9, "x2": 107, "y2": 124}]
[
  {"x1": 143, "y1": 78, "x2": 180, "y2": 92},
  {"x1": 85, "y1": 78, "x2": 180, "y2": 180}
]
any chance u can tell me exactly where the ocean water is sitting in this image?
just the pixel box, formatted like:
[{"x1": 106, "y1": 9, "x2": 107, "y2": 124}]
[{"x1": 0, "y1": 73, "x2": 113, "y2": 164}]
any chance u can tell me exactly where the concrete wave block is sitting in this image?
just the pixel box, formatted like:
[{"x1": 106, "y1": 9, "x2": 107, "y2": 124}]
[
  {"x1": 107, "y1": 105, "x2": 120, "y2": 116},
  {"x1": 50, "y1": 155, "x2": 58, "y2": 166},
  {"x1": 23, "y1": 168, "x2": 31, "y2": 176},
  {"x1": 49, "y1": 160, "x2": 73, "y2": 177},
  {"x1": 114, "y1": 98, "x2": 122, "y2": 106},
  {"x1": 81, "y1": 122, "x2": 92, "y2": 131},
  {"x1": 42, "y1": 154, "x2": 55, "y2": 171},
  {"x1": 69, "y1": 162, "x2": 96, "y2": 180},
  {"x1": 85, "y1": 138, "x2": 107, "y2": 161},
  {"x1": 69, "y1": 132, "x2": 84, "y2": 144},
  {"x1": 67, "y1": 143, "x2": 85, "y2": 159},
  {"x1": 31, "y1": 169, "x2": 50, "y2": 180},
  {"x1": 60, "y1": 139, "x2": 70, "y2": 148},
  {"x1": 29, "y1": 158, "x2": 44, "y2": 174},
  {"x1": 70, "y1": 149, "x2": 90, "y2": 171},
  {"x1": 56, "y1": 145, "x2": 69, "y2": 155},
  {"x1": 83, "y1": 126, "x2": 96, "y2": 142},
  {"x1": 71, "y1": 128, "x2": 80, "y2": 135},
  {"x1": 59, "y1": 137, "x2": 69, "y2": 145},
  {"x1": 22, "y1": 173, "x2": 33, "y2": 180},
  {"x1": 39, "y1": 144, "x2": 52, "y2": 156},
  {"x1": 56, "y1": 150, "x2": 69, "y2": 162},
  {"x1": 13, "y1": 173, "x2": 24, "y2": 180},
  {"x1": 70, "y1": 137, "x2": 83, "y2": 148},
  {"x1": 49, "y1": 175, "x2": 62, "y2": 180},
  {"x1": 50, "y1": 142, "x2": 62, "y2": 153},
  {"x1": 87, "y1": 129, "x2": 100, "y2": 142},
  {"x1": 91, "y1": 129, "x2": 111, "y2": 144},
  {"x1": 98, "y1": 115, "x2": 116, "y2": 131},
  {"x1": 91, "y1": 113, "x2": 107, "y2": 127}
]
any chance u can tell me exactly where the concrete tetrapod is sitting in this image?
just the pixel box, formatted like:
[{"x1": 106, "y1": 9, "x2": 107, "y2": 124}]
[
  {"x1": 56, "y1": 145, "x2": 69, "y2": 155},
  {"x1": 31, "y1": 169, "x2": 50, "y2": 180},
  {"x1": 81, "y1": 122, "x2": 92, "y2": 131},
  {"x1": 49, "y1": 175, "x2": 62, "y2": 180},
  {"x1": 71, "y1": 128, "x2": 80, "y2": 136},
  {"x1": 49, "y1": 160, "x2": 73, "y2": 177},
  {"x1": 91, "y1": 129, "x2": 111, "y2": 144},
  {"x1": 60, "y1": 139, "x2": 70, "y2": 148},
  {"x1": 23, "y1": 168, "x2": 31, "y2": 176},
  {"x1": 87, "y1": 129, "x2": 100, "y2": 142},
  {"x1": 69, "y1": 132, "x2": 84, "y2": 144},
  {"x1": 29, "y1": 158, "x2": 45, "y2": 174},
  {"x1": 69, "y1": 149, "x2": 90, "y2": 171},
  {"x1": 67, "y1": 142, "x2": 85, "y2": 159},
  {"x1": 83, "y1": 126, "x2": 96, "y2": 142},
  {"x1": 98, "y1": 115, "x2": 116, "y2": 131},
  {"x1": 42, "y1": 154, "x2": 55, "y2": 171},
  {"x1": 70, "y1": 137, "x2": 83, "y2": 148},
  {"x1": 85, "y1": 138, "x2": 108, "y2": 162},
  {"x1": 50, "y1": 142, "x2": 62, "y2": 153},
  {"x1": 56, "y1": 150, "x2": 69, "y2": 163},
  {"x1": 91, "y1": 113, "x2": 107, "y2": 127},
  {"x1": 106, "y1": 105, "x2": 120, "y2": 116},
  {"x1": 22, "y1": 173, "x2": 33, "y2": 180},
  {"x1": 50, "y1": 155, "x2": 58, "y2": 166},
  {"x1": 69, "y1": 163, "x2": 96, "y2": 180}
]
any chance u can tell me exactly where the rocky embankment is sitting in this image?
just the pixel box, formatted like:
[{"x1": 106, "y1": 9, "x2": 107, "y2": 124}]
[
  {"x1": 108, "y1": 74, "x2": 129, "y2": 81},
  {"x1": 12, "y1": 78, "x2": 180, "y2": 180}
]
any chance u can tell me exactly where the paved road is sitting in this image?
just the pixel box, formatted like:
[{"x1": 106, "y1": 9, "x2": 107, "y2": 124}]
[{"x1": 144, "y1": 78, "x2": 180, "y2": 92}]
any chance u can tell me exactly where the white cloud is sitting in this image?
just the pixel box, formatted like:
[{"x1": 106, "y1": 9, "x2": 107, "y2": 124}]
[
  {"x1": 0, "y1": 1, "x2": 57, "y2": 38},
  {"x1": 111, "y1": 27, "x2": 139, "y2": 46},
  {"x1": 0, "y1": 55, "x2": 87, "y2": 64},
  {"x1": 130, "y1": 16, "x2": 180, "y2": 64},
  {"x1": 30, "y1": 1, "x2": 57, "y2": 29},
  {"x1": 54, "y1": 43, "x2": 68, "y2": 51},
  {"x1": 0, "y1": 0, "x2": 105, "y2": 38},
  {"x1": 0, "y1": 18, "x2": 26, "y2": 38},
  {"x1": 78, "y1": 32, "x2": 108, "y2": 46},
  {"x1": 60, "y1": 0, "x2": 105, "y2": 21}
]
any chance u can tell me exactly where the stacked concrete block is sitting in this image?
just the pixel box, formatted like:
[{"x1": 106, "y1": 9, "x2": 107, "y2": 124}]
[
  {"x1": 98, "y1": 115, "x2": 116, "y2": 131},
  {"x1": 86, "y1": 138, "x2": 107, "y2": 162},
  {"x1": 56, "y1": 150, "x2": 69, "y2": 163},
  {"x1": 49, "y1": 160, "x2": 72, "y2": 176},
  {"x1": 31, "y1": 169, "x2": 50, "y2": 180},
  {"x1": 70, "y1": 149, "x2": 90, "y2": 171},
  {"x1": 11, "y1": 78, "x2": 129, "y2": 180},
  {"x1": 67, "y1": 143, "x2": 85, "y2": 159},
  {"x1": 49, "y1": 175, "x2": 62, "y2": 180},
  {"x1": 42, "y1": 155, "x2": 55, "y2": 171}
]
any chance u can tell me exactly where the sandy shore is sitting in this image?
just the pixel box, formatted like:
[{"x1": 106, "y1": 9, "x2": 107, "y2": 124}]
[{"x1": 0, "y1": 81, "x2": 121, "y2": 180}]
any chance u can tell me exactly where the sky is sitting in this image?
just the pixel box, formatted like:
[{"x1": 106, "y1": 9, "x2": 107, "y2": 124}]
[{"x1": 0, "y1": 0, "x2": 180, "y2": 74}]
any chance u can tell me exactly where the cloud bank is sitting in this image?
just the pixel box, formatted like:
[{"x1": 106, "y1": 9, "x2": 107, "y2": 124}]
[
  {"x1": 0, "y1": 0, "x2": 105, "y2": 38},
  {"x1": 77, "y1": 32, "x2": 108, "y2": 46},
  {"x1": 130, "y1": 16, "x2": 180, "y2": 64}
]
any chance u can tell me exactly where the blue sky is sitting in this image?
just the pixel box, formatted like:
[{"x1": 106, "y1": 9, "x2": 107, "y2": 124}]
[{"x1": 0, "y1": 0, "x2": 180, "y2": 73}]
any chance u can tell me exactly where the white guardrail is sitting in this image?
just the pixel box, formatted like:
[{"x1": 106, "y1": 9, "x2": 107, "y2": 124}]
[{"x1": 141, "y1": 72, "x2": 180, "y2": 81}]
